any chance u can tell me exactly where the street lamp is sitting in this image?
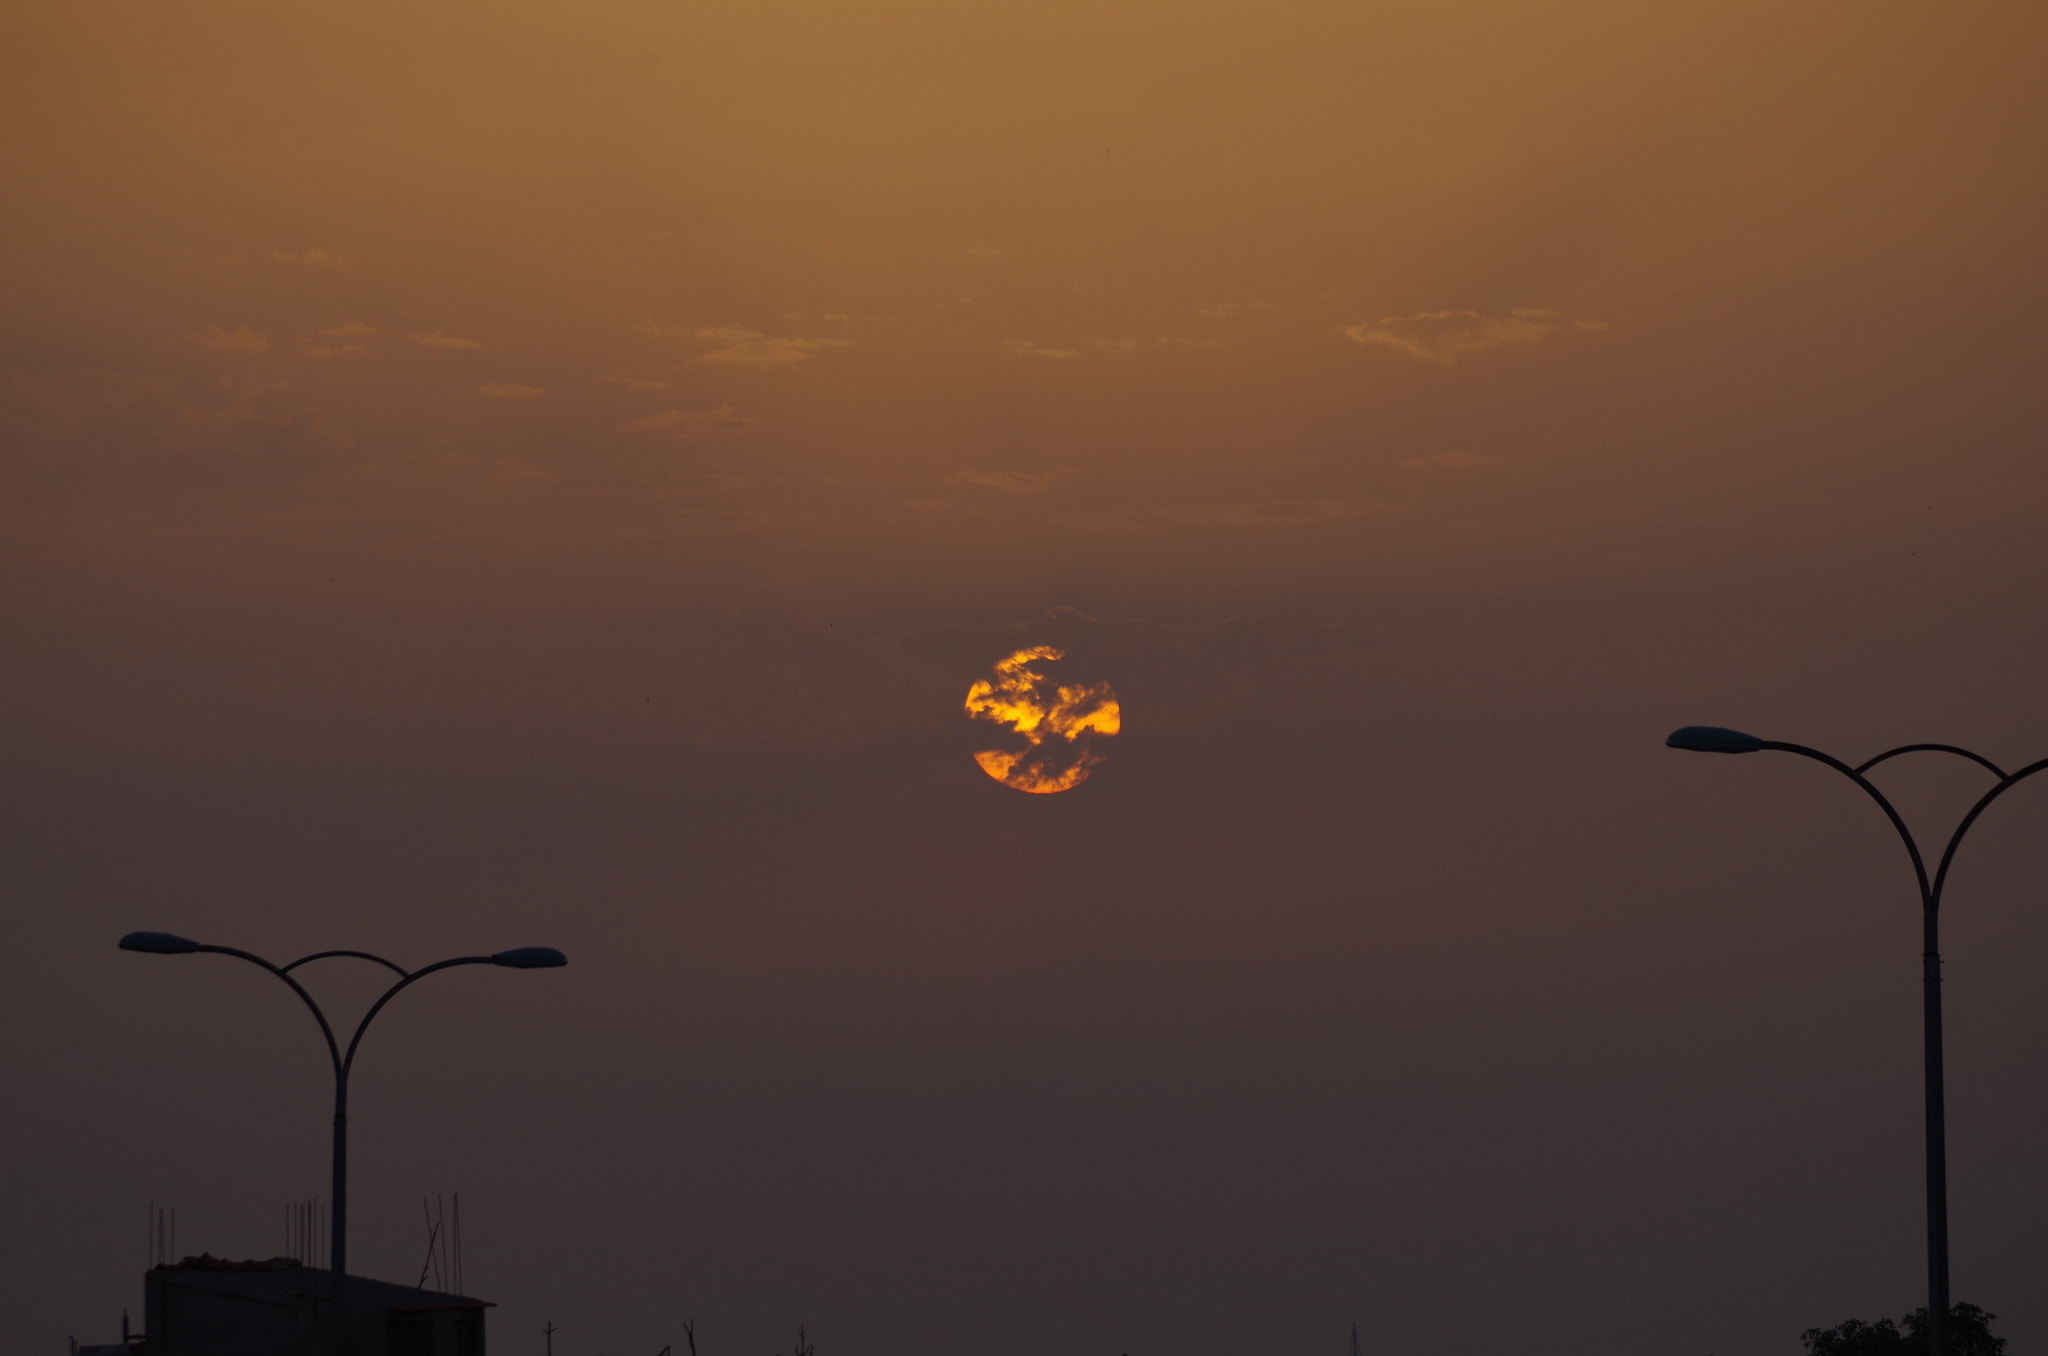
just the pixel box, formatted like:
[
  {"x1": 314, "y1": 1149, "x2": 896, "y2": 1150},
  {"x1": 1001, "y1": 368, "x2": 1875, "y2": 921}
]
[
  {"x1": 1665, "y1": 727, "x2": 2048, "y2": 1356},
  {"x1": 118, "y1": 932, "x2": 567, "y2": 1355}
]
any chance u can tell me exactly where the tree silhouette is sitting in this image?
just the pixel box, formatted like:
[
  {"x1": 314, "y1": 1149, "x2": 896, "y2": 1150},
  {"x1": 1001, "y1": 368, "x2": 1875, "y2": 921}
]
[
  {"x1": 777, "y1": 1323, "x2": 815, "y2": 1356},
  {"x1": 1803, "y1": 1316, "x2": 1910, "y2": 1356},
  {"x1": 1803, "y1": 1304, "x2": 2005, "y2": 1356}
]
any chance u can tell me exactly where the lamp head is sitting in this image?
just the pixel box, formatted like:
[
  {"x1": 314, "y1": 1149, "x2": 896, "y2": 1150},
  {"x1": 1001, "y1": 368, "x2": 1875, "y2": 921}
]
[
  {"x1": 490, "y1": 946, "x2": 568, "y2": 969},
  {"x1": 119, "y1": 931, "x2": 202, "y2": 954},
  {"x1": 1666, "y1": 726, "x2": 1764, "y2": 754}
]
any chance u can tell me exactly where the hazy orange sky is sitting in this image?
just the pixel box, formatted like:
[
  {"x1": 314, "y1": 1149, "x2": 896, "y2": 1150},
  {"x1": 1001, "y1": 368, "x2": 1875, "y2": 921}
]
[{"x1": 5, "y1": 3, "x2": 2048, "y2": 1354}]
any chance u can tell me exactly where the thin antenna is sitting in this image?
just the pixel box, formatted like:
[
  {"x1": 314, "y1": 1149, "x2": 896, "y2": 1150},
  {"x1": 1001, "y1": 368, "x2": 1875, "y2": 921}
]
[
  {"x1": 1351, "y1": 1321, "x2": 1360, "y2": 1356},
  {"x1": 148, "y1": 1203, "x2": 176, "y2": 1268},
  {"x1": 451, "y1": 1194, "x2": 463, "y2": 1296},
  {"x1": 544, "y1": 1321, "x2": 557, "y2": 1356},
  {"x1": 417, "y1": 1199, "x2": 442, "y2": 1290},
  {"x1": 288, "y1": 1199, "x2": 320, "y2": 1267}
]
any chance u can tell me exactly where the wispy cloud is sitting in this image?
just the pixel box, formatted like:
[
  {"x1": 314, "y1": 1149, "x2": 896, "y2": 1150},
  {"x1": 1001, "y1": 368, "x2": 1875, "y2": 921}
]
[
  {"x1": 635, "y1": 320, "x2": 852, "y2": 368},
  {"x1": 692, "y1": 333, "x2": 843, "y2": 366},
  {"x1": 694, "y1": 333, "x2": 850, "y2": 368},
  {"x1": 1344, "y1": 309, "x2": 1606, "y2": 365},
  {"x1": 475, "y1": 383, "x2": 545, "y2": 399},
  {"x1": 604, "y1": 373, "x2": 675, "y2": 392},
  {"x1": 1004, "y1": 339, "x2": 1080, "y2": 360},
  {"x1": 944, "y1": 470, "x2": 1057, "y2": 494},
  {"x1": 189, "y1": 325, "x2": 270, "y2": 354},
  {"x1": 615, "y1": 404, "x2": 761, "y2": 438},
  {"x1": 306, "y1": 344, "x2": 370, "y2": 359},
  {"x1": 407, "y1": 330, "x2": 482, "y2": 350},
  {"x1": 1195, "y1": 301, "x2": 1277, "y2": 319},
  {"x1": 1004, "y1": 337, "x2": 1140, "y2": 359},
  {"x1": 690, "y1": 327, "x2": 766, "y2": 345},
  {"x1": 318, "y1": 321, "x2": 376, "y2": 338}
]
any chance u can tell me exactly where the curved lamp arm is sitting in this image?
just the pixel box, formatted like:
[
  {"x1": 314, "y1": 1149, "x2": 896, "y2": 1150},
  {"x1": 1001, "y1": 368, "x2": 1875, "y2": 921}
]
[
  {"x1": 1929, "y1": 756, "x2": 2048, "y2": 908},
  {"x1": 339, "y1": 956, "x2": 493, "y2": 1082},
  {"x1": 284, "y1": 950, "x2": 409, "y2": 979},
  {"x1": 1757, "y1": 740, "x2": 1935, "y2": 914},
  {"x1": 311, "y1": 947, "x2": 566, "y2": 1082},
  {"x1": 1666, "y1": 727, "x2": 2048, "y2": 918},
  {"x1": 116, "y1": 937, "x2": 570, "y2": 1084},
  {"x1": 120, "y1": 933, "x2": 345, "y2": 1077},
  {"x1": 1857, "y1": 745, "x2": 2009, "y2": 779}
]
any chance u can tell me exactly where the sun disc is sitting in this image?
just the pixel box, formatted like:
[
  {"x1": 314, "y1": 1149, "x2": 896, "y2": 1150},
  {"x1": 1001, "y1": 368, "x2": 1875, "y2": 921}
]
[{"x1": 964, "y1": 647, "x2": 1119, "y2": 793}]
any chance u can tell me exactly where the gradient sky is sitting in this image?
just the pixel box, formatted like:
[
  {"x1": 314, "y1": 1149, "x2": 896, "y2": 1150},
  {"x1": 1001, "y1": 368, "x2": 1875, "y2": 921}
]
[{"x1": 6, "y1": 3, "x2": 2048, "y2": 1355}]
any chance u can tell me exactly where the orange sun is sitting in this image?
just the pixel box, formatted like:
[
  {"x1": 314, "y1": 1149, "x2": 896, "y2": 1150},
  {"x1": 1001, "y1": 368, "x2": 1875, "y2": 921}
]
[{"x1": 964, "y1": 646, "x2": 1121, "y2": 793}]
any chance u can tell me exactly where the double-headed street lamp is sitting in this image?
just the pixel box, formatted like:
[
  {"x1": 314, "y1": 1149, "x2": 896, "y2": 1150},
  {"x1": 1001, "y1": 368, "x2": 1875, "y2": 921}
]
[
  {"x1": 119, "y1": 932, "x2": 567, "y2": 1355},
  {"x1": 1666, "y1": 727, "x2": 2048, "y2": 1356}
]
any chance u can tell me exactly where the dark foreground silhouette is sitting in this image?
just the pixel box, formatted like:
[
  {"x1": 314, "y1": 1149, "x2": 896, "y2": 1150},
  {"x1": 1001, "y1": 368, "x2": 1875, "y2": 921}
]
[{"x1": 1804, "y1": 1303, "x2": 2006, "y2": 1356}]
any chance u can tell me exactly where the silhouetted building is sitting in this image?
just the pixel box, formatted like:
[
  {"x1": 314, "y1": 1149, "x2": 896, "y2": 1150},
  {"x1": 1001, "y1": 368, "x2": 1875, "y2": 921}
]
[
  {"x1": 131, "y1": 1255, "x2": 490, "y2": 1356},
  {"x1": 70, "y1": 1328, "x2": 142, "y2": 1356}
]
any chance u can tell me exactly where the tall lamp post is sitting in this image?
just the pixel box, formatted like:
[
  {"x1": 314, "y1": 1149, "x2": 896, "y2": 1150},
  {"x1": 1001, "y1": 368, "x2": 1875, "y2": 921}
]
[
  {"x1": 118, "y1": 932, "x2": 567, "y2": 1356},
  {"x1": 1665, "y1": 727, "x2": 2048, "y2": 1356}
]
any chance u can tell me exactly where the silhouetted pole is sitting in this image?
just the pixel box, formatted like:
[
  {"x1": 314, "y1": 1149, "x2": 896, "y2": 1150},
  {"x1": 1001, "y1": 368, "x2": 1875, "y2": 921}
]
[
  {"x1": 118, "y1": 933, "x2": 567, "y2": 1356},
  {"x1": 1665, "y1": 727, "x2": 2048, "y2": 1356}
]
